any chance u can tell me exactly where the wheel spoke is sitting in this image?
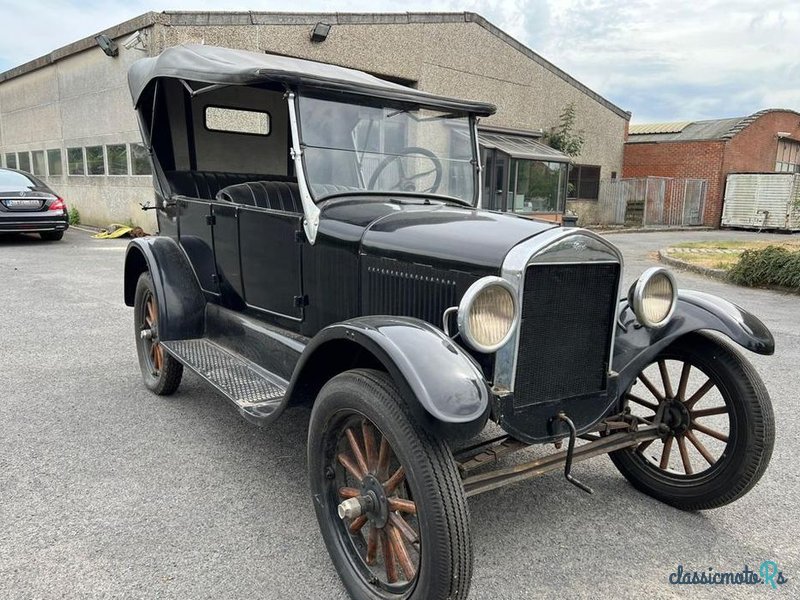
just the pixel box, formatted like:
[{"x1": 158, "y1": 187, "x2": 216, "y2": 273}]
[
  {"x1": 348, "y1": 515, "x2": 367, "y2": 534},
  {"x1": 388, "y1": 524, "x2": 416, "y2": 581},
  {"x1": 685, "y1": 430, "x2": 715, "y2": 466},
  {"x1": 389, "y1": 512, "x2": 419, "y2": 545},
  {"x1": 638, "y1": 373, "x2": 665, "y2": 402},
  {"x1": 659, "y1": 436, "x2": 673, "y2": 469},
  {"x1": 658, "y1": 360, "x2": 674, "y2": 399},
  {"x1": 366, "y1": 526, "x2": 379, "y2": 566},
  {"x1": 691, "y1": 405, "x2": 728, "y2": 419},
  {"x1": 377, "y1": 436, "x2": 391, "y2": 479},
  {"x1": 146, "y1": 298, "x2": 156, "y2": 324},
  {"x1": 692, "y1": 422, "x2": 729, "y2": 443},
  {"x1": 337, "y1": 453, "x2": 365, "y2": 481},
  {"x1": 346, "y1": 428, "x2": 369, "y2": 476},
  {"x1": 626, "y1": 393, "x2": 659, "y2": 412},
  {"x1": 383, "y1": 467, "x2": 406, "y2": 495},
  {"x1": 677, "y1": 362, "x2": 692, "y2": 401},
  {"x1": 684, "y1": 378, "x2": 715, "y2": 409},
  {"x1": 388, "y1": 497, "x2": 416, "y2": 514},
  {"x1": 154, "y1": 344, "x2": 163, "y2": 371},
  {"x1": 677, "y1": 435, "x2": 693, "y2": 475},
  {"x1": 338, "y1": 487, "x2": 360, "y2": 499},
  {"x1": 361, "y1": 421, "x2": 377, "y2": 472},
  {"x1": 381, "y1": 530, "x2": 398, "y2": 584}
]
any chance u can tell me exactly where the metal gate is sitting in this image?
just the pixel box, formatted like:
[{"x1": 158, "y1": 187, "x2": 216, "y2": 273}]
[{"x1": 597, "y1": 177, "x2": 707, "y2": 227}]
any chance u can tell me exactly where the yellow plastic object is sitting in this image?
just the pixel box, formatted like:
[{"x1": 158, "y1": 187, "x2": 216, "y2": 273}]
[{"x1": 92, "y1": 224, "x2": 133, "y2": 239}]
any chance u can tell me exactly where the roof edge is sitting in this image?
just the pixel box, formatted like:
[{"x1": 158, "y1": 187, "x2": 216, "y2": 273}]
[
  {"x1": 0, "y1": 12, "x2": 160, "y2": 83},
  {"x1": 721, "y1": 108, "x2": 800, "y2": 139},
  {"x1": 0, "y1": 10, "x2": 630, "y2": 120}
]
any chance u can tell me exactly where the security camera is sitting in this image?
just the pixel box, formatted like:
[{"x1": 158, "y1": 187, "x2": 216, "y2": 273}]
[
  {"x1": 122, "y1": 30, "x2": 146, "y2": 51},
  {"x1": 95, "y1": 34, "x2": 118, "y2": 57}
]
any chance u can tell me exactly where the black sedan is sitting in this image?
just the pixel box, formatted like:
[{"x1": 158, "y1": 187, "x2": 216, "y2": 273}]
[{"x1": 0, "y1": 168, "x2": 69, "y2": 241}]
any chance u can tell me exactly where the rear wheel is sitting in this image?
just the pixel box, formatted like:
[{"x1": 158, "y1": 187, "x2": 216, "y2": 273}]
[
  {"x1": 40, "y1": 231, "x2": 64, "y2": 241},
  {"x1": 610, "y1": 333, "x2": 774, "y2": 510},
  {"x1": 134, "y1": 272, "x2": 183, "y2": 395},
  {"x1": 308, "y1": 369, "x2": 472, "y2": 600}
]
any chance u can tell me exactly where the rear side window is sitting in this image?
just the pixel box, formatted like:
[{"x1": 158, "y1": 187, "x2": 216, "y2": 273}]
[
  {"x1": 205, "y1": 106, "x2": 271, "y2": 136},
  {"x1": 0, "y1": 169, "x2": 37, "y2": 190}
]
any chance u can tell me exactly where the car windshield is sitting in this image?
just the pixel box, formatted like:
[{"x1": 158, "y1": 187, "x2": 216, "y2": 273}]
[
  {"x1": 297, "y1": 96, "x2": 476, "y2": 204},
  {"x1": 0, "y1": 169, "x2": 39, "y2": 191}
]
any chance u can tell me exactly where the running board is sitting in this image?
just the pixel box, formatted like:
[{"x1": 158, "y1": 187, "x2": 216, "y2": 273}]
[{"x1": 161, "y1": 338, "x2": 287, "y2": 424}]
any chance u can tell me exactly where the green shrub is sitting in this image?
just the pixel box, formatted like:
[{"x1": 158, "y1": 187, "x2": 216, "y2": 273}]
[
  {"x1": 728, "y1": 245, "x2": 800, "y2": 291},
  {"x1": 68, "y1": 206, "x2": 80, "y2": 225}
]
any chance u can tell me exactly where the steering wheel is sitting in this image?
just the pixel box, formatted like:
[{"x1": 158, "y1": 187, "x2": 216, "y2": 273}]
[{"x1": 367, "y1": 146, "x2": 443, "y2": 194}]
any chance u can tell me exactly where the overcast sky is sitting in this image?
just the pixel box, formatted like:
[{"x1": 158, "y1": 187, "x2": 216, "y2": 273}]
[{"x1": 0, "y1": 0, "x2": 797, "y2": 122}]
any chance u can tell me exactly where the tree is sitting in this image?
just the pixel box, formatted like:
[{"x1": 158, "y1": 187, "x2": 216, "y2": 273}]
[{"x1": 545, "y1": 103, "x2": 585, "y2": 158}]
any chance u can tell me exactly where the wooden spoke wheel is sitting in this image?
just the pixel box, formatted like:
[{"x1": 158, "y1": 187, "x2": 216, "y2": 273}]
[
  {"x1": 133, "y1": 273, "x2": 183, "y2": 396},
  {"x1": 309, "y1": 369, "x2": 472, "y2": 600},
  {"x1": 610, "y1": 333, "x2": 774, "y2": 511}
]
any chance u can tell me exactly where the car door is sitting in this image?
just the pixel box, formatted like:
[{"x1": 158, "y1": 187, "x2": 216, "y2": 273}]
[
  {"x1": 238, "y1": 207, "x2": 304, "y2": 321},
  {"x1": 178, "y1": 198, "x2": 218, "y2": 295}
]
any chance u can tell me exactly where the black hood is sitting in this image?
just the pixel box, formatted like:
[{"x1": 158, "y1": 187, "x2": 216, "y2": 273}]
[{"x1": 358, "y1": 202, "x2": 558, "y2": 270}]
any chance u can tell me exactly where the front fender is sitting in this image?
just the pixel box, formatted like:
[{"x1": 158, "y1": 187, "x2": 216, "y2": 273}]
[
  {"x1": 294, "y1": 316, "x2": 490, "y2": 432},
  {"x1": 613, "y1": 290, "x2": 774, "y2": 394},
  {"x1": 123, "y1": 237, "x2": 205, "y2": 341}
]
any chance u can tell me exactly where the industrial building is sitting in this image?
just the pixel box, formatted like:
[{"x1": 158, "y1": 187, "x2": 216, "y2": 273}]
[
  {"x1": 0, "y1": 11, "x2": 630, "y2": 229},
  {"x1": 624, "y1": 109, "x2": 800, "y2": 226}
]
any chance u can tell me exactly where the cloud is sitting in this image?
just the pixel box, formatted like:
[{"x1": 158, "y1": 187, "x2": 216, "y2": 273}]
[{"x1": 0, "y1": 0, "x2": 797, "y2": 122}]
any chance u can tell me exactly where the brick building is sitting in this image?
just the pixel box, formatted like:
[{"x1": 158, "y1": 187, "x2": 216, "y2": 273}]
[{"x1": 623, "y1": 109, "x2": 800, "y2": 225}]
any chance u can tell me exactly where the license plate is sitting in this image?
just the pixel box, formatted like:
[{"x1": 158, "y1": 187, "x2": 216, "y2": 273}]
[{"x1": 3, "y1": 199, "x2": 43, "y2": 209}]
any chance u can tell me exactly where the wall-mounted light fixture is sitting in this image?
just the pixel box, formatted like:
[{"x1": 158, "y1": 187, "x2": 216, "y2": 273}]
[
  {"x1": 310, "y1": 22, "x2": 331, "y2": 43},
  {"x1": 94, "y1": 34, "x2": 119, "y2": 57}
]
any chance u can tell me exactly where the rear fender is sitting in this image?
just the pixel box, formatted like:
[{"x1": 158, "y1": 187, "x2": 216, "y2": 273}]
[
  {"x1": 123, "y1": 237, "x2": 205, "y2": 341},
  {"x1": 613, "y1": 289, "x2": 774, "y2": 395},
  {"x1": 287, "y1": 316, "x2": 490, "y2": 439}
]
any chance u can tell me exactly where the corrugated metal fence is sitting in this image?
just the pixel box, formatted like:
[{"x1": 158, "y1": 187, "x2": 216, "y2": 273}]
[
  {"x1": 598, "y1": 177, "x2": 707, "y2": 227},
  {"x1": 721, "y1": 173, "x2": 800, "y2": 231}
]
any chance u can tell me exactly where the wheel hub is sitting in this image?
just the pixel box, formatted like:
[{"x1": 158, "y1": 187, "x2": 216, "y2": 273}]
[
  {"x1": 361, "y1": 474, "x2": 389, "y2": 528},
  {"x1": 662, "y1": 398, "x2": 691, "y2": 435}
]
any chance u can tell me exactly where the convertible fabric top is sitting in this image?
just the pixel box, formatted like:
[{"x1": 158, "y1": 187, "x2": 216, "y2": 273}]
[{"x1": 128, "y1": 44, "x2": 496, "y2": 116}]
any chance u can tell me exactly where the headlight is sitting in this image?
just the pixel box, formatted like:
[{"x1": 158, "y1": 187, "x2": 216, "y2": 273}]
[
  {"x1": 629, "y1": 267, "x2": 677, "y2": 328},
  {"x1": 457, "y1": 277, "x2": 518, "y2": 352}
]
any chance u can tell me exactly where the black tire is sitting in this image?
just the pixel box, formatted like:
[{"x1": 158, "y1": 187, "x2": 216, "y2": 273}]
[
  {"x1": 40, "y1": 231, "x2": 64, "y2": 241},
  {"x1": 133, "y1": 272, "x2": 183, "y2": 395},
  {"x1": 308, "y1": 369, "x2": 472, "y2": 600},
  {"x1": 610, "y1": 333, "x2": 774, "y2": 511}
]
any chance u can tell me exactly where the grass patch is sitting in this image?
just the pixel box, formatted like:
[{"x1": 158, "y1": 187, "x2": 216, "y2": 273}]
[
  {"x1": 728, "y1": 246, "x2": 800, "y2": 291},
  {"x1": 667, "y1": 251, "x2": 740, "y2": 270},
  {"x1": 672, "y1": 240, "x2": 800, "y2": 251}
]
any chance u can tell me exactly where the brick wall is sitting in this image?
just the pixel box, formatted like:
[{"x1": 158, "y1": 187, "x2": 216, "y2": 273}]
[
  {"x1": 623, "y1": 140, "x2": 725, "y2": 225},
  {"x1": 724, "y1": 111, "x2": 800, "y2": 173}
]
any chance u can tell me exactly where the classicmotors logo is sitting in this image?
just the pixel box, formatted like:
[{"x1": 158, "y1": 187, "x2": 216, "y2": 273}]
[{"x1": 669, "y1": 561, "x2": 789, "y2": 589}]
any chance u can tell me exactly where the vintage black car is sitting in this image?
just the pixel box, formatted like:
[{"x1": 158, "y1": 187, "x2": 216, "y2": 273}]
[
  {"x1": 123, "y1": 45, "x2": 774, "y2": 600},
  {"x1": 0, "y1": 167, "x2": 69, "y2": 240}
]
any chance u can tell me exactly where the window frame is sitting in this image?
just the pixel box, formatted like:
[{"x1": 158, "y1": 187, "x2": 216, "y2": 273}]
[
  {"x1": 568, "y1": 164, "x2": 602, "y2": 201},
  {"x1": 17, "y1": 151, "x2": 31, "y2": 174},
  {"x1": 47, "y1": 149, "x2": 63, "y2": 176},
  {"x1": 106, "y1": 143, "x2": 130, "y2": 176},
  {"x1": 130, "y1": 143, "x2": 153, "y2": 176},
  {"x1": 67, "y1": 147, "x2": 86, "y2": 176}
]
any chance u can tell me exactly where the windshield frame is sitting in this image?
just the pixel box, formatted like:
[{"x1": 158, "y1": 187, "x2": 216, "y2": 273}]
[{"x1": 293, "y1": 91, "x2": 482, "y2": 207}]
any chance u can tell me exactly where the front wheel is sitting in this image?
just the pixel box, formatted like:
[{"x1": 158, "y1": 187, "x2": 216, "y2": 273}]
[
  {"x1": 610, "y1": 333, "x2": 774, "y2": 510},
  {"x1": 308, "y1": 369, "x2": 472, "y2": 600}
]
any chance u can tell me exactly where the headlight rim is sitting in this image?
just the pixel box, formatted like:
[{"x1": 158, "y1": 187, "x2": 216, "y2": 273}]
[
  {"x1": 457, "y1": 276, "x2": 519, "y2": 353},
  {"x1": 630, "y1": 267, "x2": 678, "y2": 329}
]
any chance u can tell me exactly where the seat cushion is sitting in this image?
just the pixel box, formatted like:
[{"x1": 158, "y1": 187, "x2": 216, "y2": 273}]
[
  {"x1": 164, "y1": 171, "x2": 296, "y2": 200},
  {"x1": 216, "y1": 181, "x2": 303, "y2": 213}
]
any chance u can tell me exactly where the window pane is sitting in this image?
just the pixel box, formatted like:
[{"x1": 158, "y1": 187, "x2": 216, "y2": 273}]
[
  {"x1": 567, "y1": 166, "x2": 578, "y2": 199},
  {"x1": 67, "y1": 147, "x2": 85, "y2": 175},
  {"x1": 5, "y1": 153, "x2": 17, "y2": 169},
  {"x1": 86, "y1": 146, "x2": 105, "y2": 175},
  {"x1": 47, "y1": 149, "x2": 63, "y2": 176},
  {"x1": 18, "y1": 152, "x2": 31, "y2": 173},
  {"x1": 107, "y1": 144, "x2": 128, "y2": 175},
  {"x1": 131, "y1": 143, "x2": 152, "y2": 175},
  {"x1": 31, "y1": 150, "x2": 46, "y2": 176},
  {"x1": 513, "y1": 159, "x2": 566, "y2": 213},
  {"x1": 205, "y1": 106, "x2": 270, "y2": 135},
  {"x1": 579, "y1": 165, "x2": 601, "y2": 200}
]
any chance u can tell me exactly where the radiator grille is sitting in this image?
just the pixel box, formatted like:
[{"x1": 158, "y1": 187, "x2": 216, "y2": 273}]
[
  {"x1": 513, "y1": 262, "x2": 619, "y2": 408},
  {"x1": 364, "y1": 264, "x2": 458, "y2": 325}
]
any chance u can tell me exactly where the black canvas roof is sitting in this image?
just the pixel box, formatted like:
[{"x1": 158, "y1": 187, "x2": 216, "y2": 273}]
[{"x1": 128, "y1": 44, "x2": 496, "y2": 116}]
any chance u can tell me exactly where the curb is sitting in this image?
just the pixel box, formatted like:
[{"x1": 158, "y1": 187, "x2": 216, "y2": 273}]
[
  {"x1": 596, "y1": 226, "x2": 715, "y2": 235},
  {"x1": 657, "y1": 249, "x2": 728, "y2": 280}
]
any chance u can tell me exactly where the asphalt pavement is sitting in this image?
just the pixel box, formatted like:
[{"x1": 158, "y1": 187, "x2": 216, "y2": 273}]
[{"x1": 1, "y1": 227, "x2": 797, "y2": 599}]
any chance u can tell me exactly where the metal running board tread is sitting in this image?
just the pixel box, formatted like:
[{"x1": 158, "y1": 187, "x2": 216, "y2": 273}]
[{"x1": 161, "y1": 338, "x2": 287, "y2": 422}]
